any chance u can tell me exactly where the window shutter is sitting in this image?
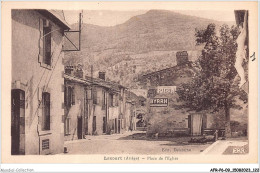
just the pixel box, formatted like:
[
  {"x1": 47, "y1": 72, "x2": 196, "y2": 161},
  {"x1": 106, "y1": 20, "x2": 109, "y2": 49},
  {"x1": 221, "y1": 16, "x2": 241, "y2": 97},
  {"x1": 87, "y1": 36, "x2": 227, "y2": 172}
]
[
  {"x1": 93, "y1": 88, "x2": 97, "y2": 104},
  {"x1": 44, "y1": 24, "x2": 52, "y2": 66},
  {"x1": 113, "y1": 95, "x2": 115, "y2": 107},
  {"x1": 116, "y1": 95, "x2": 119, "y2": 106},
  {"x1": 51, "y1": 26, "x2": 54, "y2": 66},
  {"x1": 64, "y1": 86, "x2": 67, "y2": 105},
  {"x1": 42, "y1": 92, "x2": 50, "y2": 131},
  {"x1": 68, "y1": 87, "x2": 72, "y2": 106},
  {"x1": 38, "y1": 18, "x2": 44, "y2": 63},
  {"x1": 65, "y1": 118, "x2": 71, "y2": 135},
  {"x1": 72, "y1": 88, "x2": 75, "y2": 105}
]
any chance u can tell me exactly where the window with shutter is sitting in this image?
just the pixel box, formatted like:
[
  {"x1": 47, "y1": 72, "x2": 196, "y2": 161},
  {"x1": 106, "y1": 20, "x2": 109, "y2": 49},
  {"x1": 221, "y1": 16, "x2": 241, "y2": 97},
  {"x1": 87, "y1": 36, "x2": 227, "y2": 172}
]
[
  {"x1": 102, "y1": 90, "x2": 106, "y2": 110},
  {"x1": 109, "y1": 94, "x2": 113, "y2": 107},
  {"x1": 42, "y1": 92, "x2": 50, "y2": 131},
  {"x1": 71, "y1": 87, "x2": 75, "y2": 105},
  {"x1": 67, "y1": 87, "x2": 71, "y2": 107},
  {"x1": 39, "y1": 18, "x2": 52, "y2": 69},
  {"x1": 114, "y1": 95, "x2": 118, "y2": 107},
  {"x1": 64, "y1": 86, "x2": 67, "y2": 106},
  {"x1": 43, "y1": 21, "x2": 52, "y2": 66},
  {"x1": 66, "y1": 86, "x2": 75, "y2": 107},
  {"x1": 93, "y1": 88, "x2": 97, "y2": 105},
  {"x1": 65, "y1": 117, "x2": 71, "y2": 135}
]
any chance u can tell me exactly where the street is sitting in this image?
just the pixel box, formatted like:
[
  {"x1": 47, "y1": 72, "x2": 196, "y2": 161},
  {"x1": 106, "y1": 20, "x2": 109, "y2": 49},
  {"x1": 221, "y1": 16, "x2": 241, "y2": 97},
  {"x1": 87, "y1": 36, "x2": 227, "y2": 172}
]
[{"x1": 63, "y1": 131, "x2": 211, "y2": 155}]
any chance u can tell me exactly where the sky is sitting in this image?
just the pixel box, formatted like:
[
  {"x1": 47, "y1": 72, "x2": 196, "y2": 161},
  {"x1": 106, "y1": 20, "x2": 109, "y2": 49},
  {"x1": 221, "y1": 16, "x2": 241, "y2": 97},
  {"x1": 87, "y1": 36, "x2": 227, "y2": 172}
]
[{"x1": 63, "y1": 10, "x2": 236, "y2": 27}]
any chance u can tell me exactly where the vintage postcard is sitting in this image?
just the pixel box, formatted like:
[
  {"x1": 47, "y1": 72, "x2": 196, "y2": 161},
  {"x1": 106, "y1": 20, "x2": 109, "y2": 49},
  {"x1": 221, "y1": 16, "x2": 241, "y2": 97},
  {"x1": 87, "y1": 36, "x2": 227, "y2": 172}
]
[{"x1": 1, "y1": 1, "x2": 258, "y2": 164}]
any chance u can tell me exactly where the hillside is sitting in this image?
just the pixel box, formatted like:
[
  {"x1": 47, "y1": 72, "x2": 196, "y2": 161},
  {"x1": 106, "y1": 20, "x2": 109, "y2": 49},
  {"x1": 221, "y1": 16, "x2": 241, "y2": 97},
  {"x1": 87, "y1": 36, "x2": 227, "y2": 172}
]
[{"x1": 64, "y1": 10, "x2": 234, "y2": 88}]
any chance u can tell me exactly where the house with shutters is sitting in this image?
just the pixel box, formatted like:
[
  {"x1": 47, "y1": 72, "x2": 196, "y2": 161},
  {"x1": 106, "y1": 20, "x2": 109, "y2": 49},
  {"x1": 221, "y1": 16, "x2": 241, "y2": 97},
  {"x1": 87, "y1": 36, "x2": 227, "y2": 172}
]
[
  {"x1": 11, "y1": 10, "x2": 70, "y2": 155},
  {"x1": 64, "y1": 66, "x2": 132, "y2": 141}
]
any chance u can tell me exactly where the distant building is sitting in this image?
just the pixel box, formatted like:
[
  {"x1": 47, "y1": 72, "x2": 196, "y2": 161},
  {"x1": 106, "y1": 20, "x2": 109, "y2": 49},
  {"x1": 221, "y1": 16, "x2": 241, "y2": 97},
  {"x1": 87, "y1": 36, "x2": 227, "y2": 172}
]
[
  {"x1": 11, "y1": 10, "x2": 70, "y2": 155},
  {"x1": 125, "y1": 91, "x2": 147, "y2": 130},
  {"x1": 140, "y1": 51, "x2": 197, "y2": 87},
  {"x1": 140, "y1": 51, "x2": 215, "y2": 137},
  {"x1": 64, "y1": 67, "x2": 133, "y2": 141}
]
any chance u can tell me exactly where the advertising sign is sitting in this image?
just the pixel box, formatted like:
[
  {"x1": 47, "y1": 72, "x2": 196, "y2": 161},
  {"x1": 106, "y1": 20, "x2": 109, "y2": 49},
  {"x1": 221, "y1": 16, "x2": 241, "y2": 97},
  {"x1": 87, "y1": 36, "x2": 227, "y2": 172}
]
[
  {"x1": 157, "y1": 86, "x2": 176, "y2": 94},
  {"x1": 150, "y1": 98, "x2": 168, "y2": 107}
]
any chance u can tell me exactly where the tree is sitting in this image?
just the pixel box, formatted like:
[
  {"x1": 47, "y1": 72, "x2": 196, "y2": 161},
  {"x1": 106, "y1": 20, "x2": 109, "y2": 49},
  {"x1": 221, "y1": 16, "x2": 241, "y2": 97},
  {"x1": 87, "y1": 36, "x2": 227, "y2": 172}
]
[{"x1": 177, "y1": 24, "x2": 247, "y2": 137}]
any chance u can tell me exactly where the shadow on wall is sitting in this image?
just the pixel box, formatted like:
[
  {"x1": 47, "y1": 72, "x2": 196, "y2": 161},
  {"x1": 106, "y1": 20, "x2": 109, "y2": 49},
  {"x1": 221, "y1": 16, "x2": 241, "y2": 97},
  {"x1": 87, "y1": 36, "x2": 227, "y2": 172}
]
[{"x1": 146, "y1": 108, "x2": 190, "y2": 137}]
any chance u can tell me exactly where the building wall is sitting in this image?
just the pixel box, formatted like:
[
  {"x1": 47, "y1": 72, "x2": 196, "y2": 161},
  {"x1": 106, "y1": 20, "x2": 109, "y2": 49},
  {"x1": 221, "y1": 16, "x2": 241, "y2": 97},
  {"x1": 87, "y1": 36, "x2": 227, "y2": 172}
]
[
  {"x1": 146, "y1": 94, "x2": 216, "y2": 136},
  {"x1": 108, "y1": 107, "x2": 119, "y2": 120},
  {"x1": 140, "y1": 63, "x2": 194, "y2": 88},
  {"x1": 146, "y1": 91, "x2": 191, "y2": 136},
  {"x1": 119, "y1": 88, "x2": 127, "y2": 132},
  {"x1": 92, "y1": 87, "x2": 106, "y2": 135},
  {"x1": 12, "y1": 10, "x2": 65, "y2": 154},
  {"x1": 141, "y1": 63, "x2": 201, "y2": 136},
  {"x1": 107, "y1": 104, "x2": 119, "y2": 134},
  {"x1": 64, "y1": 82, "x2": 86, "y2": 141},
  {"x1": 92, "y1": 104, "x2": 105, "y2": 135},
  {"x1": 63, "y1": 80, "x2": 129, "y2": 137},
  {"x1": 147, "y1": 105, "x2": 190, "y2": 136},
  {"x1": 125, "y1": 102, "x2": 132, "y2": 131}
]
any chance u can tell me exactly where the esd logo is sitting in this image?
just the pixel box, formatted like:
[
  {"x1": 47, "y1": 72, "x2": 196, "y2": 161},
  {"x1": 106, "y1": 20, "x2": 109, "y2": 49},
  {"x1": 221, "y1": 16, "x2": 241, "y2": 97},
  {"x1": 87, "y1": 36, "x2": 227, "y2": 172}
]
[{"x1": 233, "y1": 147, "x2": 245, "y2": 154}]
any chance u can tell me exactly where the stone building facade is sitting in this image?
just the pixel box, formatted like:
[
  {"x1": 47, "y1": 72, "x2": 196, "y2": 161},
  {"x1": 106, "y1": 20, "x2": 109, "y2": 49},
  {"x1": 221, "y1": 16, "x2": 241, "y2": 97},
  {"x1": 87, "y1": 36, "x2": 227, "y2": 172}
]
[
  {"x1": 11, "y1": 10, "x2": 70, "y2": 154},
  {"x1": 140, "y1": 51, "x2": 211, "y2": 137},
  {"x1": 142, "y1": 50, "x2": 247, "y2": 137},
  {"x1": 64, "y1": 67, "x2": 133, "y2": 141}
]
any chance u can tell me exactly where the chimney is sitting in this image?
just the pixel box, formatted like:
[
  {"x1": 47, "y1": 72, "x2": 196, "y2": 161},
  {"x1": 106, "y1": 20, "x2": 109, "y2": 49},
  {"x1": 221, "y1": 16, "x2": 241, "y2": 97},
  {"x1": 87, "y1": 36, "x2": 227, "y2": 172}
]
[
  {"x1": 176, "y1": 51, "x2": 189, "y2": 66},
  {"x1": 74, "y1": 68, "x2": 83, "y2": 78},
  {"x1": 99, "y1": 71, "x2": 106, "y2": 80},
  {"x1": 74, "y1": 64, "x2": 84, "y2": 78},
  {"x1": 65, "y1": 65, "x2": 74, "y2": 75},
  {"x1": 65, "y1": 64, "x2": 84, "y2": 78}
]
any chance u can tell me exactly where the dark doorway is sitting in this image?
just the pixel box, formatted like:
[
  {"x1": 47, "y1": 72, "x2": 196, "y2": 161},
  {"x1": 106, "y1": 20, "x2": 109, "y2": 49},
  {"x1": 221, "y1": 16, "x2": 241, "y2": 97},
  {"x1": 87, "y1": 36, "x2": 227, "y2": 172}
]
[
  {"x1": 92, "y1": 116, "x2": 96, "y2": 134},
  {"x1": 190, "y1": 114, "x2": 203, "y2": 136},
  {"x1": 11, "y1": 89, "x2": 25, "y2": 155},
  {"x1": 115, "y1": 118, "x2": 118, "y2": 133},
  {"x1": 103, "y1": 117, "x2": 106, "y2": 133},
  {"x1": 202, "y1": 114, "x2": 207, "y2": 132},
  {"x1": 118, "y1": 119, "x2": 121, "y2": 133},
  {"x1": 77, "y1": 116, "x2": 82, "y2": 139},
  {"x1": 84, "y1": 89, "x2": 88, "y2": 136},
  {"x1": 188, "y1": 115, "x2": 191, "y2": 135},
  {"x1": 136, "y1": 113, "x2": 146, "y2": 127}
]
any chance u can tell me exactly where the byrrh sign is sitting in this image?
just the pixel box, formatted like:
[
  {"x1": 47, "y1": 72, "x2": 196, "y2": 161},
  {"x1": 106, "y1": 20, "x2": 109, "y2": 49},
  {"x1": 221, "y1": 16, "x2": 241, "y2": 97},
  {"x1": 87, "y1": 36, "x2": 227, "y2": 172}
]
[{"x1": 150, "y1": 98, "x2": 168, "y2": 107}]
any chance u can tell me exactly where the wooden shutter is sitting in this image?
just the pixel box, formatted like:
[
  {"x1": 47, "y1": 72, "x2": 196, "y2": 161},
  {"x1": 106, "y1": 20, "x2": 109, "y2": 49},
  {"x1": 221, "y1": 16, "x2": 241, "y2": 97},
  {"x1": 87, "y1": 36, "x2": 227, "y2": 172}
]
[
  {"x1": 102, "y1": 90, "x2": 105, "y2": 109},
  {"x1": 113, "y1": 95, "x2": 116, "y2": 107},
  {"x1": 68, "y1": 87, "x2": 71, "y2": 107},
  {"x1": 65, "y1": 117, "x2": 70, "y2": 135},
  {"x1": 38, "y1": 18, "x2": 44, "y2": 63},
  {"x1": 72, "y1": 88, "x2": 75, "y2": 105},
  {"x1": 46, "y1": 93, "x2": 50, "y2": 130},
  {"x1": 64, "y1": 86, "x2": 67, "y2": 106},
  {"x1": 93, "y1": 88, "x2": 97, "y2": 104},
  {"x1": 43, "y1": 21, "x2": 52, "y2": 66},
  {"x1": 42, "y1": 92, "x2": 50, "y2": 130}
]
